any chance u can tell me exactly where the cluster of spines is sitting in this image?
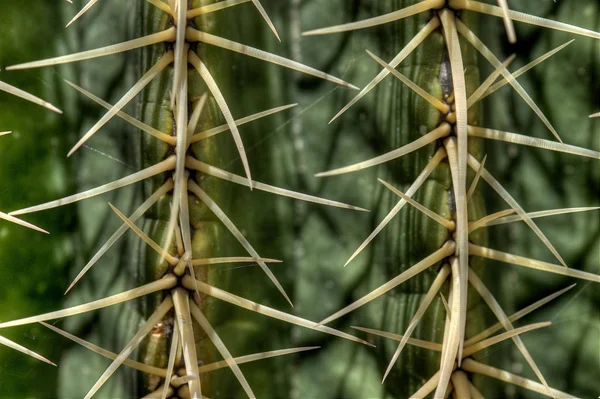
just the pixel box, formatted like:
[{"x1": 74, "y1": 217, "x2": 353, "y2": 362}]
[
  {"x1": 301, "y1": 0, "x2": 599, "y2": 397},
  {"x1": 0, "y1": 0, "x2": 598, "y2": 398},
  {"x1": 0, "y1": 1, "x2": 370, "y2": 398}
]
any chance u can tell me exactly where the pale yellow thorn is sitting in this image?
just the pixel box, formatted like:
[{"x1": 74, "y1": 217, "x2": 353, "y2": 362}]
[
  {"x1": 303, "y1": 0, "x2": 444, "y2": 36},
  {"x1": 68, "y1": 51, "x2": 174, "y2": 157},
  {"x1": 467, "y1": 54, "x2": 515, "y2": 109},
  {"x1": 10, "y1": 156, "x2": 176, "y2": 216},
  {"x1": 456, "y1": 19, "x2": 563, "y2": 143},
  {"x1": 463, "y1": 321, "x2": 552, "y2": 358},
  {"x1": 319, "y1": 241, "x2": 455, "y2": 326},
  {"x1": 467, "y1": 125, "x2": 600, "y2": 159},
  {"x1": 108, "y1": 203, "x2": 178, "y2": 265},
  {"x1": 441, "y1": 137, "x2": 468, "y2": 366},
  {"x1": 188, "y1": 51, "x2": 253, "y2": 189},
  {"x1": 163, "y1": 375, "x2": 196, "y2": 387},
  {"x1": 450, "y1": 371, "x2": 472, "y2": 399},
  {"x1": 465, "y1": 284, "x2": 575, "y2": 347},
  {"x1": 146, "y1": 0, "x2": 172, "y2": 16},
  {"x1": 173, "y1": 252, "x2": 192, "y2": 279},
  {"x1": 467, "y1": 381, "x2": 485, "y2": 399},
  {"x1": 468, "y1": 154, "x2": 568, "y2": 268},
  {"x1": 197, "y1": 347, "x2": 320, "y2": 374},
  {"x1": 590, "y1": 112, "x2": 600, "y2": 118},
  {"x1": 0, "y1": 335, "x2": 55, "y2": 366},
  {"x1": 143, "y1": 387, "x2": 175, "y2": 399},
  {"x1": 188, "y1": 181, "x2": 292, "y2": 307},
  {"x1": 188, "y1": 0, "x2": 251, "y2": 19},
  {"x1": 190, "y1": 302, "x2": 255, "y2": 399},
  {"x1": 171, "y1": 374, "x2": 195, "y2": 388},
  {"x1": 382, "y1": 264, "x2": 451, "y2": 383},
  {"x1": 470, "y1": 244, "x2": 600, "y2": 283},
  {"x1": 0, "y1": 211, "x2": 49, "y2": 234},
  {"x1": 0, "y1": 276, "x2": 177, "y2": 329},
  {"x1": 185, "y1": 28, "x2": 359, "y2": 90},
  {"x1": 172, "y1": 290, "x2": 202, "y2": 398},
  {"x1": 489, "y1": 207, "x2": 600, "y2": 227},
  {"x1": 185, "y1": 157, "x2": 368, "y2": 212},
  {"x1": 451, "y1": 0, "x2": 600, "y2": 40},
  {"x1": 461, "y1": 359, "x2": 577, "y2": 398},
  {"x1": 182, "y1": 275, "x2": 372, "y2": 346},
  {"x1": 439, "y1": 292, "x2": 451, "y2": 316},
  {"x1": 328, "y1": 17, "x2": 439, "y2": 123},
  {"x1": 159, "y1": 48, "x2": 189, "y2": 270},
  {"x1": 65, "y1": 180, "x2": 173, "y2": 294},
  {"x1": 7, "y1": 29, "x2": 176, "y2": 70},
  {"x1": 378, "y1": 179, "x2": 455, "y2": 231},
  {"x1": 174, "y1": 223, "x2": 185, "y2": 258},
  {"x1": 176, "y1": 179, "x2": 201, "y2": 302},
  {"x1": 64, "y1": 80, "x2": 174, "y2": 144},
  {"x1": 440, "y1": 11, "x2": 470, "y2": 366},
  {"x1": 191, "y1": 257, "x2": 282, "y2": 266},
  {"x1": 365, "y1": 50, "x2": 450, "y2": 114},
  {"x1": 170, "y1": 2, "x2": 188, "y2": 112},
  {"x1": 350, "y1": 326, "x2": 442, "y2": 351},
  {"x1": 84, "y1": 297, "x2": 174, "y2": 399},
  {"x1": 469, "y1": 209, "x2": 515, "y2": 233},
  {"x1": 0, "y1": 81, "x2": 62, "y2": 113},
  {"x1": 251, "y1": 0, "x2": 280, "y2": 41},
  {"x1": 65, "y1": 0, "x2": 98, "y2": 27},
  {"x1": 187, "y1": 94, "x2": 209, "y2": 141},
  {"x1": 190, "y1": 104, "x2": 297, "y2": 143},
  {"x1": 496, "y1": 0, "x2": 516, "y2": 43},
  {"x1": 316, "y1": 123, "x2": 450, "y2": 177},
  {"x1": 40, "y1": 322, "x2": 167, "y2": 377},
  {"x1": 0, "y1": 131, "x2": 11, "y2": 136},
  {"x1": 468, "y1": 269, "x2": 555, "y2": 398},
  {"x1": 343, "y1": 147, "x2": 447, "y2": 267},
  {"x1": 410, "y1": 369, "x2": 447, "y2": 398},
  {"x1": 466, "y1": 154, "x2": 487, "y2": 202},
  {"x1": 434, "y1": 258, "x2": 462, "y2": 399},
  {"x1": 480, "y1": 40, "x2": 574, "y2": 102}
]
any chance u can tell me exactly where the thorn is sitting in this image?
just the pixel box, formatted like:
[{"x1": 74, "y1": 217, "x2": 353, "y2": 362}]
[
  {"x1": 190, "y1": 103, "x2": 297, "y2": 143},
  {"x1": 251, "y1": 0, "x2": 281, "y2": 42},
  {"x1": 10, "y1": 156, "x2": 176, "y2": 216},
  {"x1": 67, "y1": 51, "x2": 174, "y2": 157},
  {"x1": 108, "y1": 203, "x2": 179, "y2": 265},
  {"x1": 64, "y1": 181, "x2": 173, "y2": 294},
  {"x1": 185, "y1": 28, "x2": 358, "y2": 90},
  {"x1": 0, "y1": 212, "x2": 49, "y2": 234},
  {"x1": 0, "y1": 335, "x2": 56, "y2": 366},
  {"x1": 315, "y1": 123, "x2": 450, "y2": 177},
  {"x1": 326, "y1": 18, "x2": 440, "y2": 123},
  {"x1": 188, "y1": 0, "x2": 251, "y2": 20},
  {"x1": 7, "y1": 29, "x2": 176, "y2": 70},
  {"x1": 0, "y1": 276, "x2": 177, "y2": 329},
  {"x1": 183, "y1": 276, "x2": 372, "y2": 346},
  {"x1": 188, "y1": 181, "x2": 292, "y2": 306},
  {"x1": 342, "y1": 148, "x2": 446, "y2": 267},
  {"x1": 302, "y1": 0, "x2": 442, "y2": 36},
  {"x1": 320, "y1": 242, "x2": 455, "y2": 325},
  {"x1": 65, "y1": 0, "x2": 98, "y2": 28},
  {"x1": 0, "y1": 81, "x2": 62, "y2": 113},
  {"x1": 186, "y1": 157, "x2": 368, "y2": 212},
  {"x1": 190, "y1": 302, "x2": 255, "y2": 398}
]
